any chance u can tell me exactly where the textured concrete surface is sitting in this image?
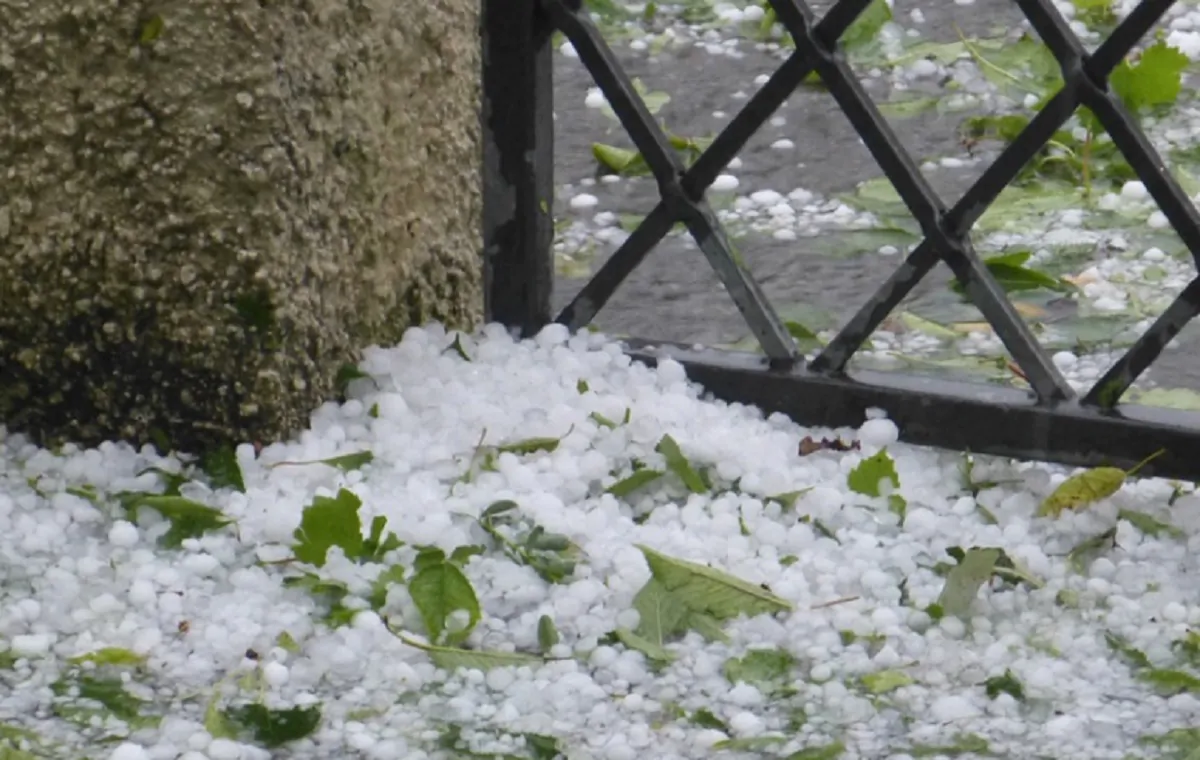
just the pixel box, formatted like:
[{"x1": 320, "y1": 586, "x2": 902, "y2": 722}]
[{"x1": 0, "y1": 0, "x2": 481, "y2": 453}]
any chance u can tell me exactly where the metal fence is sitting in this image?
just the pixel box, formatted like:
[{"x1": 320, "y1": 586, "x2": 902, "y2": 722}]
[{"x1": 481, "y1": 0, "x2": 1200, "y2": 481}]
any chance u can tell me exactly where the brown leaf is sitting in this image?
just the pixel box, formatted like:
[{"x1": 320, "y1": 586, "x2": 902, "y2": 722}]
[{"x1": 798, "y1": 436, "x2": 861, "y2": 456}]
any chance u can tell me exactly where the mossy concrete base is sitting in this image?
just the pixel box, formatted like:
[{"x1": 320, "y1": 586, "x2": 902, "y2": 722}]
[{"x1": 0, "y1": 0, "x2": 481, "y2": 452}]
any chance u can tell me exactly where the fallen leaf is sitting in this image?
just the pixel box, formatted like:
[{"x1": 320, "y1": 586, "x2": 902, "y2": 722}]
[{"x1": 799, "y1": 436, "x2": 861, "y2": 456}]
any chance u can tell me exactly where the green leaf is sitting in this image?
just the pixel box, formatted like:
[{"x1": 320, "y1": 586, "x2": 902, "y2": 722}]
[
  {"x1": 445, "y1": 334, "x2": 472, "y2": 361},
  {"x1": 449, "y1": 544, "x2": 485, "y2": 566},
  {"x1": 1067, "y1": 527, "x2": 1118, "y2": 574},
  {"x1": 1172, "y1": 631, "x2": 1200, "y2": 668},
  {"x1": 684, "y1": 610, "x2": 730, "y2": 644},
  {"x1": 222, "y1": 704, "x2": 321, "y2": 748},
  {"x1": 396, "y1": 634, "x2": 542, "y2": 671},
  {"x1": 275, "y1": 631, "x2": 301, "y2": 653},
  {"x1": 765, "y1": 489, "x2": 812, "y2": 511},
  {"x1": 537, "y1": 615, "x2": 559, "y2": 653},
  {"x1": 847, "y1": 448, "x2": 899, "y2": 498},
  {"x1": 408, "y1": 558, "x2": 482, "y2": 646},
  {"x1": 1105, "y1": 631, "x2": 1153, "y2": 669},
  {"x1": 689, "y1": 708, "x2": 729, "y2": 731},
  {"x1": 271, "y1": 451, "x2": 375, "y2": 472},
  {"x1": 363, "y1": 515, "x2": 403, "y2": 562},
  {"x1": 859, "y1": 669, "x2": 914, "y2": 694},
  {"x1": 784, "y1": 320, "x2": 824, "y2": 352},
  {"x1": 908, "y1": 733, "x2": 991, "y2": 757},
  {"x1": 497, "y1": 434, "x2": 564, "y2": 455},
  {"x1": 590, "y1": 411, "x2": 618, "y2": 429},
  {"x1": 1140, "y1": 668, "x2": 1200, "y2": 696},
  {"x1": 124, "y1": 495, "x2": 232, "y2": 548},
  {"x1": 607, "y1": 469, "x2": 665, "y2": 497},
  {"x1": 592, "y1": 143, "x2": 651, "y2": 176},
  {"x1": 1119, "y1": 508, "x2": 1185, "y2": 539},
  {"x1": 840, "y1": 0, "x2": 891, "y2": 52},
  {"x1": 66, "y1": 648, "x2": 145, "y2": 667},
  {"x1": 655, "y1": 435, "x2": 707, "y2": 494},
  {"x1": 983, "y1": 669, "x2": 1025, "y2": 701},
  {"x1": 786, "y1": 742, "x2": 845, "y2": 760},
  {"x1": 888, "y1": 494, "x2": 907, "y2": 525},
  {"x1": 335, "y1": 363, "x2": 370, "y2": 394},
  {"x1": 368, "y1": 565, "x2": 407, "y2": 610},
  {"x1": 612, "y1": 627, "x2": 675, "y2": 664},
  {"x1": 637, "y1": 545, "x2": 794, "y2": 620},
  {"x1": 1110, "y1": 42, "x2": 1188, "y2": 113},
  {"x1": 292, "y1": 489, "x2": 365, "y2": 567},
  {"x1": 204, "y1": 692, "x2": 239, "y2": 739},
  {"x1": 713, "y1": 736, "x2": 790, "y2": 751},
  {"x1": 950, "y1": 251, "x2": 1073, "y2": 297},
  {"x1": 1140, "y1": 727, "x2": 1200, "y2": 758},
  {"x1": 632, "y1": 577, "x2": 691, "y2": 647},
  {"x1": 898, "y1": 312, "x2": 959, "y2": 340},
  {"x1": 576, "y1": 379, "x2": 590, "y2": 394},
  {"x1": 201, "y1": 445, "x2": 245, "y2": 492},
  {"x1": 723, "y1": 648, "x2": 797, "y2": 692},
  {"x1": 1037, "y1": 466, "x2": 1126, "y2": 517},
  {"x1": 51, "y1": 672, "x2": 156, "y2": 727},
  {"x1": 936, "y1": 547, "x2": 1002, "y2": 618}
]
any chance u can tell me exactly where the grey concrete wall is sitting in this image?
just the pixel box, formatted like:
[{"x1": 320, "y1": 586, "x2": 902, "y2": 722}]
[{"x1": 0, "y1": 0, "x2": 481, "y2": 453}]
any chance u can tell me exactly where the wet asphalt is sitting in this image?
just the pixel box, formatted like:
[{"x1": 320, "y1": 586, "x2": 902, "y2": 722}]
[{"x1": 545, "y1": 0, "x2": 1200, "y2": 392}]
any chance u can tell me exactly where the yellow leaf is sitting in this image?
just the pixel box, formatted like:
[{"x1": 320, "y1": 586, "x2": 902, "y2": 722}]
[
  {"x1": 897, "y1": 312, "x2": 958, "y2": 339},
  {"x1": 1063, "y1": 272, "x2": 1098, "y2": 286},
  {"x1": 1037, "y1": 467, "x2": 1126, "y2": 517},
  {"x1": 951, "y1": 321, "x2": 992, "y2": 334},
  {"x1": 1013, "y1": 301, "x2": 1046, "y2": 319}
]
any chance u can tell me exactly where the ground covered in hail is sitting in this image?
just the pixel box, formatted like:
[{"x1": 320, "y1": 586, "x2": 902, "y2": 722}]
[{"x1": 3, "y1": 324, "x2": 1200, "y2": 760}]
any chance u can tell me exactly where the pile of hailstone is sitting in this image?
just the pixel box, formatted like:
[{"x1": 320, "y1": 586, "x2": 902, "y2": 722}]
[{"x1": 3, "y1": 323, "x2": 1200, "y2": 760}]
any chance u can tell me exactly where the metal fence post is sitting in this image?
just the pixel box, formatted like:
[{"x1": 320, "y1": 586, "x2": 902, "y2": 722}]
[{"x1": 481, "y1": 0, "x2": 555, "y2": 337}]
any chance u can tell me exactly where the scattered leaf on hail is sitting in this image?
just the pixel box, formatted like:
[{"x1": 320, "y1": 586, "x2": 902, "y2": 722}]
[
  {"x1": 723, "y1": 648, "x2": 797, "y2": 695},
  {"x1": 712, "y1": 736, "x2": 790, "y2": 751},
  {"x1": 220, "y1": 703, "x2": 322, "y2": 748},
  {"x1": 935, "y1": 547, "x2": 1002, "y2": 619},
  {"x1": 765, "y1": 489, "x2": 813, "y2": 511},
  {"x1": 1037, "y1": 450, "x2": 1163, "y2": 518},
  {"x1": 847, "y1": 448, "x2": 899, "y2": 498},
  {"x1": 66, "y1": 648, "x2": 145, "y2": 667},
  {"x1": 291, "y1": 489, "x2": 365, "y2": 567},
  {"x1": 1118, "y1": 509, "x2": 1184, "y2": 539},
  {"x1": 689, "y1": 707, "x2": 728, "y2": 731},
  {"x1": 655, "y1": 434, "x2": 707, "y2": 494},
  {"x1": 407, "y1": 552, "x2": 482, "y2": 646},
  {"x1": 612, "y1": 627, "x2": 675, "y2": 664},
  {"x1": 201, "y1": 444, "x2": 245, "y2": 492},
  {"x1": 394, "y1": 633, "x2": 542, "y2": 672},
  {"x1": 785, "y1": 741, "x2": 846, "y2": 759},
  {"x1": 537, "y1": 615, "x2": 559, "y2": 653},
  {"x1": 607, "y1": 468, "x2": 665, "y2": 497},
  {"x1": 983, "y1": 669, "x2": 1026, "y2": 701},
  {"x1": 625, "y1": 546, "x2": 790, "y2": 652},
  {"x1": 859, "y1": 669, "x2": 914, "y2": 695},
  {"x1": 496, "y1": 430, "x2": 569, "y2": 455},
  {"x1": 270, "y1": 450, "x2": 375, "y2": 472},
  {"x1": 1105, "y1": 631, "x2": 1153, "y2": 670},
  {"x1": 1066, "y1": 527, "x2": 1118, "y2": 574},
  {"x1": 122, "y1": 494, "x2": 233, "y2": 548}
]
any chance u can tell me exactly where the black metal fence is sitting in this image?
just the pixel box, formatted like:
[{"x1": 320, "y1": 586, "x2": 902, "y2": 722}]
[{"x1": 481, "y1": 0, "x2": 1200, "y2": 481}]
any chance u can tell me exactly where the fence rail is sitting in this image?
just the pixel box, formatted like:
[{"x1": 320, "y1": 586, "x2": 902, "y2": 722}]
[{"x1": 481, "y1": 0, "x2": 1200, "y2": 481}]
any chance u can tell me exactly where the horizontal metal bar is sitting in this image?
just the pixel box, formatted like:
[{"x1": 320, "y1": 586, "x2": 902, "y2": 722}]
[{"x1": 625, "y1": 340, "x2": 1200, "y2": 481}]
